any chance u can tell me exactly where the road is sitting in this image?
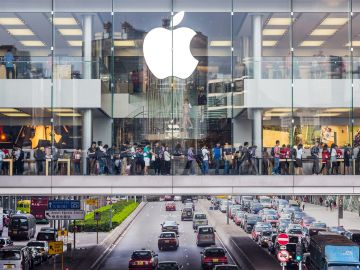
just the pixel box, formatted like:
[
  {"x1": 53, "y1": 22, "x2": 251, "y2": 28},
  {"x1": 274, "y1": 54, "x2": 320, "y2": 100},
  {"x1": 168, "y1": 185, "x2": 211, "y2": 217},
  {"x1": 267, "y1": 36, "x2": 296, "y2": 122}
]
[{"x1": 99, "y1": 201, "x2": 237, "y2": 269}]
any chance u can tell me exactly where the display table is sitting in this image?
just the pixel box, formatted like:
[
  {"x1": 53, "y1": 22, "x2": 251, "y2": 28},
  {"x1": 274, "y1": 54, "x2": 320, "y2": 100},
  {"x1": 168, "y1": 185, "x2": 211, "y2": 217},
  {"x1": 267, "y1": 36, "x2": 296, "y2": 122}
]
[
  {"x1": 2, "y1": 159, "x2": 13, "y2": 176},
  {"x1": 45, "y1": 158, "x2": 71, "y2": 176}
]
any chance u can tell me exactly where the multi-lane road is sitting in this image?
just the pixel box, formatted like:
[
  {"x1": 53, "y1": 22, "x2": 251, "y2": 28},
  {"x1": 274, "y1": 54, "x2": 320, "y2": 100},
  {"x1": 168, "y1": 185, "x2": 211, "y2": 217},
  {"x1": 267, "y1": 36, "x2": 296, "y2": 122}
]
[{"x1": 99, "y1": 201, "x2": 237, "y2": 269}]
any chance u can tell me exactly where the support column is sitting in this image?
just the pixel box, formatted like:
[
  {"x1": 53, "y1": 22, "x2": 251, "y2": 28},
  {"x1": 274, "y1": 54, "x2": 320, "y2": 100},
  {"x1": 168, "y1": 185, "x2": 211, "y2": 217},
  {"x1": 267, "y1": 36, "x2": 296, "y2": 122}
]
[{"x1": 82, "y1": 110, "x2": 92, "y2": 175}]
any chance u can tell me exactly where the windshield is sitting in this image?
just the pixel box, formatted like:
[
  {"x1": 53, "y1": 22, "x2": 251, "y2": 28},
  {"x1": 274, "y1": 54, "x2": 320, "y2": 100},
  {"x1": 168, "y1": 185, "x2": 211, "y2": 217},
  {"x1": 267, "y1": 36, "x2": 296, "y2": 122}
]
[
  {"x1": 295, "y1": 213, "x2": 305, "y2": 218},
  {"x1": 37, "y1": 233, "x2": 55, "y2": 241},
  {"x1": 260, "y1": 198, "x2": 271, "y2": 203},
  {"x1": 0, "y1": 250, "x2": 21, "y2": 260},
  {"x1": 131, "y1": 251, "x2": 152, "y2": 260},
  {"x1": 11, "y1": 218, "x2": 28, "y2": 229},
  {"x1": 199, "y1": 227, "x2": 214, "y2": 234},
  {"x1": 262, "y1": 231, "x2": 272, "y2": 236},
  {"x1": 328, "y1": 266, "x2": 360, "y2": 270},
  {"x1": 195, "y1": 214, "x2": 206, "y2": 219},
  {"x1": 313, "y1": 223, "x2": 327, "y2": 228},
  {"x1": 204, "y1": 248, "x2": 225, "y2": 257},
  {"x1": 27, "y1": 242, "x2": 45, "y2": 247},
  {"x1": 267, "y1": 215, "x2": 278, "y2": 220},
  {"x1": 289, "y1": 229, "x2": 302, "y2": 235},
  {"x1": 160, "y1": 233, "x2": 176, "y2": 238},
  {"x1": 248, "y1": 216, "x2": 261, "y2": 221}
]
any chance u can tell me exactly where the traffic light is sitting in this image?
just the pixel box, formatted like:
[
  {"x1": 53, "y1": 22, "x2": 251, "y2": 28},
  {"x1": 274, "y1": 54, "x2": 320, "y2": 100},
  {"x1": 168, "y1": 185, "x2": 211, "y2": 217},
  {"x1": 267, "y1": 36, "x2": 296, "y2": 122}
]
[{"x1": 296, "y1": 243, "x2": 303, "y2": 262}]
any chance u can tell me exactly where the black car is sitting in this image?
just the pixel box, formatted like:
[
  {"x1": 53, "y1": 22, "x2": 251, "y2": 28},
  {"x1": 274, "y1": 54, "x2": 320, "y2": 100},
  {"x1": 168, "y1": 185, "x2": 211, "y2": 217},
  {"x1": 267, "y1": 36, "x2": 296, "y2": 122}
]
[
  {"x1": 29, "y1": 247, "x2": 43, "y2": 266},
  {"x1": 243, "y1": 215, "x2": 262, "y2": 233},
  {"x1": 344, "y1": 230, "x2": 360, "y2": 245},
  {"x1": 158, "y1": 261, "x2": 183, "y2": 270}
]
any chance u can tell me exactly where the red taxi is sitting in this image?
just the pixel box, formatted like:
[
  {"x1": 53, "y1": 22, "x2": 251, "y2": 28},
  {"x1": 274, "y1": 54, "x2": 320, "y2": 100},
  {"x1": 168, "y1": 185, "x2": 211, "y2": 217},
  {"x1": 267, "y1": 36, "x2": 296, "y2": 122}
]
[
  {"x1": 129, "y1": 250, "x2": 158, "y2": 269},
  {"x1": 165, "y1": 202, "x2": 176, "y2": 211},
  {"x1": 158, "y1": 232, "x2": 179, "y2": 251},
  {"x1": 200, "y1": 247, "x2": 228, "y2": 269}
]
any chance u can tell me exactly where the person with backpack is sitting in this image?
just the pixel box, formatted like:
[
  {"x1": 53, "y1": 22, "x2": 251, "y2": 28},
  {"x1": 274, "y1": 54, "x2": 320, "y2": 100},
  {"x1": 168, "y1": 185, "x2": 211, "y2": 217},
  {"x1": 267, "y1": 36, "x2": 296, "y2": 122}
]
[
  {"x1": 34, "y1": 146, "x2": 45, "y2": 175},
  {"x1": 201, "y1": 145, "x2": 209, "y2": 175},
  {"x1": 212, "y1": 142, "x2": 222, "y2": 175},
  {"x1": 187, "y1": 146, "x2": 195, "y2": 175},
  {"x1": 271, "y1": 140, "x2": 281, "y2": 175},
  {"x1": 295, "y1": 144, "x2": 303, "y2": 175},
  {"x1": 330, "y1": 143, "x2": 338, "y2": 175},
  {"x1": 344, "y1": 144, "x2": 352, "y2": 175},
  {"x1": 311, "y1": 141, "x2": 320, "y2": 175},
  {"x1": 320, "y1": 144, "x2": 330, "y2": 175}
]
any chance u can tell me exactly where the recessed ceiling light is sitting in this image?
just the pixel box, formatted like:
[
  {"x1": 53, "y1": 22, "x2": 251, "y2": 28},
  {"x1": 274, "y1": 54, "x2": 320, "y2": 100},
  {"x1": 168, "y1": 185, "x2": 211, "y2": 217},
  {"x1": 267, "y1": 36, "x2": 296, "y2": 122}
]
[
  {"x1": 267, "y1": 18, "x2": 292, "y2": 26},
  {"x1": 264, "y1": 112, "x2": 290, "y2": 117},
  {"x1": 310, "y1": 29, "x2": 337, "y2": 36},
  {"x1": 58, "y1": 29, "x2": 82, "y2": 36},
  {"x1": 314, "y1": 113, "x2": 341, "y2": 117},
  {"x1": 114, "y1": 40, "x2": 137, "y2": 47},
  {"x1": 346, "y1": 41, "x2": 360, "y2": 46},
  {"x1": 56, "y1": 113, "x2": 82, "y2": 117},
  {"x1": 53, "y1": 18, "x2": 78, "y2": 25},
  {"x1": 263, "y1": 40, "x2": 278, "y2": 46},
  {"x1": 300, "y1": 41, "x2": 324, "y2": 47},
  {"x1": 324, "y1": 108, "x2": 351, "y2": 112},
  {"x1": 20, "y1": 40, "x2": 45, "y2": 47},
  {"x1": 67, "y1": 40, "x2": 82, "y2": 47},
  {"x1": 47, "y1": 108, "x2": 75, "y2": 113},
  {"x1": 320, "y1": 18, "x2": 348, "y2": 26},
  {"x1": 0, "y1": 108, "x2": 20, "y2": 113},
  {"x1": 7, "y1": 29, "x2": 34, "y2": 36},
  {"x1": 0, "y1": 18, "x2": 24, "y2": 25},
  {"x1": 263, "y1": 29, "x2": 286, "y2": 36},
  {"x1": 209, "y1": 40, "x2": 231, "y2": 47},
  {"x1": 269, "y1": 108, "x2": 294, "y2": 113},
  {"x1": 2, "y1": 113, "x2": 30, "y2": 117}
]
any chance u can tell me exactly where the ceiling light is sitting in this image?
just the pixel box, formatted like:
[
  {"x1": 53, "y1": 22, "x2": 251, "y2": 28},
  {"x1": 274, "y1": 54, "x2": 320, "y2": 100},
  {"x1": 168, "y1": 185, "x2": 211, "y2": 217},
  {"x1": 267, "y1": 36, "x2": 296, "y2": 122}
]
[
  {"x1": 263, "y1": 29, "x2": 286, "y2": 36},
  {"x1": 67, "y1": 40, "x2": 82, "y2": 47},
  {"x1": 310, "y1": 29, "x2": 337, "y2": 36},
  {"x1": 267, "y1": 18, "x2": 292, "y2": 26},
  {"x1": 320, "y1": 18, "x2": 348, "y2": 26},
  {"x1": 0, "y1": 18, "x2": 24, "y2": 25},
  {"x1": 58, "y1": 29, "x2": 82, "y2": 36},
  {"x1": 269, "y1": 108, "x2": 294, "y2": 113},
  {"x1": 346, "y1": 41, "x2": 360, "y2": 47},
  {"x1": 300, "y1": 41, "x2": 324, "y2": 47},
  {"x1": 324, "y1": 108, "x2": 351, "y2": 112},
  {"x1": 114, "y1": 40, "x2": 136, "y2": 47},
  {"x1": 53, "y1": 17, "x2": 78, "y2": 25},
  {"x1": 7, "y1": 29, "x2": 34, "y2": 36},
  {"x1": 0, "y1": 108, "x2": 20, "y2": 113},
  {"x1": 264, "y1": 112, "x2": 290, "y2": 117},
  {"x1": 20, "y1": 40, "x2": 45, "y2": 47},
  {"x1": 47, "y1": 108, "x2": 75, "y2": 113},
  {"x1": 263, "y1": 40, "x2": 277, "y2": 46},
  {"x1": 56, "y1": 113, "x2": 82, "y2": 117},
  {"x1": 209, "y1": 40, "x2": 231, "y2": 47},
  {"x1": 2, "y1": 113, "x2": 30, "y2": 117},
  {"x1": 314, "y1": 113, "x2": 341, "y2": 117}
]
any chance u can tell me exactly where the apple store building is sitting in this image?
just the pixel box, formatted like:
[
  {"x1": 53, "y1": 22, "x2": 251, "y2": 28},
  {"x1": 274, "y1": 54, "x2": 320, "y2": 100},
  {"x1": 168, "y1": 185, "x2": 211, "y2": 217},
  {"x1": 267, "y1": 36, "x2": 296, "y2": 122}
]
[{"x1": 1, "y1": 0, "x2": 360, "y2": 175}]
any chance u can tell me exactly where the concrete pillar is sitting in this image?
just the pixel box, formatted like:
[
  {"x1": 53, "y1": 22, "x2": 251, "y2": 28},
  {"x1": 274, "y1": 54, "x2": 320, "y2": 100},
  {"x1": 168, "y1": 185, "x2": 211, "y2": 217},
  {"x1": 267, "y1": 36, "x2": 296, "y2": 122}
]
[
  {"x1": 82, "y1": 109, "x2": 92, "y2": 174},
  {"x1": 242, "y1": 36, "x2": 251, "y2": 61},
  {"x1": 83, "y1": 14, "x2": 93, "y2": 79},
  {"x1": 252, "y1": 14, "x2": 262, "y2": 79}
]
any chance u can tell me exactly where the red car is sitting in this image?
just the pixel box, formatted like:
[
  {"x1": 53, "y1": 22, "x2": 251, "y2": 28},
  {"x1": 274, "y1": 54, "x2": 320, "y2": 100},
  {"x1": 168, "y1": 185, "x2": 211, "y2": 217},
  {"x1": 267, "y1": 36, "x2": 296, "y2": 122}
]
[
  {"x1": 233, "y1": 211, "x2": 245, "y2": 226},
  {"x1": 129, "y1": 250, "x2": 158, "y2": 269},
  {"x1": 200, "y1": 247, "x2": 228, "y2": 269},
  {"x1": 165, "y1": 202, "x2": 176, "y2": 211},
  {"x1": 158, "y1": 232, "x2": 179, "y2": 251},
  {"x1": 251, "y1": 223, "x2": 272, "y2": 241}
]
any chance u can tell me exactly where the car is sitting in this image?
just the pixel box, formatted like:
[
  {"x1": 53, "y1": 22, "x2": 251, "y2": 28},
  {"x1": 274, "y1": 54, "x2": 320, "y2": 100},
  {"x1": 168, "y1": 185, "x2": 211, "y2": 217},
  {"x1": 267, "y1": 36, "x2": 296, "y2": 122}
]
[
  {"x1": 344, "y1": 230, "x2": 360, "y2": 245},
  {"x1": 0, "y1": 246, "x2": 32, "y2": 270},
  {"x1": 184, "y1": 202, "x2": 195, "y2": 211},
  {"x1": 26, "y1": 241, "x2": 49, "y2": 261},
  {"x1": 129, "y1": 250, "x2": 158, "y2": 269},
  {"x1": 286, "y1": 224, "x2": 304, "y2": 237},
  {"x1": 28, "y1": 247, "x2": 43, "y2": 266},
  {"x1": 36, "y1": 231, "x2": 57, "y2": 242},
  {"x1": 264, "y1": 215, "x2": 279, "y2": 227},
  {"x1": 213, "y1": 265, "x2": 239, "y2": 270},
  {"x1": 279, "y1": 213, "x2": 292, "y2": 220},
  {"x1": 161, "y1": 221, "x2": 179, "y2": 234},
  {"x1": 251, "y1": 223, "x2": 272, "y2": 241},
  {"x1": 0, "y1": 237, "x2": 13, "y2": 248},
  {"x1": 193, "y1": 213, "x2": 208, "y2": 229},
  {"x1": 259, "y1": 196, "x2": 272, "y2": 208},
  {"x1": 301, "y1": 216, "x2": 316, "y2": 227},
  {"x1": 158, "y1": 261, "x2": 183, "y2": 270},
  {"x1": 310, "y1": 221, "x2": 327, "y2": 229},
  {"x1": 181, "y1": 208, "x2": 193, "y2": 221},
  {"x1": 164, "y1": 195, "x2": 174, "y2": 201},
  {"x1": 259, "y1": 209, "x2": 277, "y2": 220},
  {"x1": 219, "y1": 200, "x2": 233, "y2": 213},
  {"x1": 257, "y1": 230, "x2": 273, "y2": 247},
  {"x1": 292, "y1": 211, "x2": 306, "y2": 224},
  {"x1": 158, "y1": 232, "x2": 179, "y2": 251},
  {"x1": 200, "y1": 247, "x2": 228, "y2": 269},
  {"x1": 229, "y1": 205, "x2": 242, "y2": 219},
  {"x1": 328, "y1": 226, "x2": 346, "y2": 235},
  {"x1": 303, "y1": 226, "x2": 327, "y2": 251},
  {"x1": 196, "y1": 226, "x2": 216, "y2": 246},
  {"x1": 233, "y1": 211, "x2": 245, "y2": 226},
  {"x1": 273, "y1": 199, "x2": 288, "y2": 210},
  {"x1": 243, "y1": 215, "x2": 262, "y2": 233},
  {"x1": 165, "y1": 202, "x2": 176, "y2": 211},
  {"x1": 249, "y1": 203, "x2": 263, "y2": 214}
]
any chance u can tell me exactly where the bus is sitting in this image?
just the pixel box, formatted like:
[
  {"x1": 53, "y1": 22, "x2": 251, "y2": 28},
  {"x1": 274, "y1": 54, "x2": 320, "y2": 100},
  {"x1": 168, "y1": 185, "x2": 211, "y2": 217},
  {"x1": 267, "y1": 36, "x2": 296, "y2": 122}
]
[
  {"x1": 30, "y1": 197, "x2": 49, "y2": 224},
  {"x1": 16, "y1": 200, "x2": 30, "y2": 214},
  {"x1": 8, "y1": 214, "x2": 36, "y2": 240}
]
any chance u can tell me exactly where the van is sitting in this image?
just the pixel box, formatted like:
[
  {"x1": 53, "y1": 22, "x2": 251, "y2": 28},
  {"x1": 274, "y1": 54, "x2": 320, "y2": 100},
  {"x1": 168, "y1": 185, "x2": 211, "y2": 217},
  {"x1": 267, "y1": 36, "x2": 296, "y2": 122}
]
[
  {"x1": 36, "y1": 231, "x2": 57, "y2": 242},
  {"x1": 8, "y1": 214, "x2": 36, "y2": 240},
  {"x1": 0, "y1": 246, "x2": 32, "y2": 270},
  {"x1": 196, "y1": 226, "x2": 216, "y2": 246},
  {"x1": 181, "y1": 208, "x2": 193, "y2": 221},
  {"x1": 193, "y1": 213, "x2": 208, "y2": 229}
]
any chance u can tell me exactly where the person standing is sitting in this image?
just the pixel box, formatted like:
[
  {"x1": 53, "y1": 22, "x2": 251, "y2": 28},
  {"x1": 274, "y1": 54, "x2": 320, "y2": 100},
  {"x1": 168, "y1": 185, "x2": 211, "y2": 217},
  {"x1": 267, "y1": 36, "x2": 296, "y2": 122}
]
[
  {"x1": 223, "y1": 142, "x2": 232, "y2": 175},
  {"x1": 143, "y1": 142, "x2": 152, "y2": 175},
  {"x1": 34, "y1": 147, "x2": 45, "y2": 175},
  {"x1": 320, "y1": 144, "x2": 330, "y2": 175},
  {"x1": 201, "y1": 145, "x2": 209, "y2": 175},
  {"x1": 120, "y1": 141, "x2": 129, "y2": 175},
  {"x1": 311, "y1": 141, "x2": 320, "y2": 175},
  {"x1": 73, "y1": 148, "x2": 81, "y2": 175},
  {"x1": 213, "y1": 142, "x2": 222, "y2": 175},
  {"x1": 164, "y1": 146, "x2": 171, "y2": 175},
  {"x1": 301, "y1": 200, "x2": 305, "y2": 211},
  {"x1": 4, "y1": 49, "x2": 15, "y2": 79},
  {"x1": 187, "y1": 146, "x2": 195, "y2": 175},
  {"x1": 272, "y1": 140, "x2": 281, "y2": 175},
  {"x1": 295, "y1": 144, "x2": 303, "y2": 175},
  {"x1": 87, "y1": 142, "x2": 97, "y2": 175},
  {"x1": 0, "y1": 148, "x2": 5, "y2": 175},
  {"x1": 344, "y1": 144, "x2": 352, "y2": 175},
  {"x1": 96, "y1": 141, "x2": 106, "y2": 175},
  {"x1": 330, "y1": 144, "x2": 338, "y2": 175}
]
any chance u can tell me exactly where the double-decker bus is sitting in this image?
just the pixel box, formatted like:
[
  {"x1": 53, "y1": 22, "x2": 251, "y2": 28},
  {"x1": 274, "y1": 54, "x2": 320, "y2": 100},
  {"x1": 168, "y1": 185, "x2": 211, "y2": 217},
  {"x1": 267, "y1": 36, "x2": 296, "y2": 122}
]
[{"x1": 30, "y1": 197, "x2": 49, "y2": 224}]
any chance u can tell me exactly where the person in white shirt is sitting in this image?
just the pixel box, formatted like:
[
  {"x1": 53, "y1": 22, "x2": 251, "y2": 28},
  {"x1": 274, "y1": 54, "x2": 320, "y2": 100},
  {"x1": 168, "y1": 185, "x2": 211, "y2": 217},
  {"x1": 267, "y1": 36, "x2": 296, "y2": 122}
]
[
  {"x1": 201, "y1": 145, "x2": 209, "y2": 175},
  {"x1": 0, "y1": 149, "x2": 5, "y2": 175},
  {"x1": 295, "y1": 144, "x2": 303, "y2": 175},
  {"x1": 164, "y1": 147, "x2": 171, "y2": 175}
]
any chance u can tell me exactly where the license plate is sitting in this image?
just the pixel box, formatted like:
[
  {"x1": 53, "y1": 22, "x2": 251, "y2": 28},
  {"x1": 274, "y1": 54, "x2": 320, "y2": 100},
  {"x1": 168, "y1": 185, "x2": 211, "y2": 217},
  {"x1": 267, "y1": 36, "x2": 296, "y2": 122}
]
[
  {"x1": 165, "y1": 240, "x2": 170, "y2": 243},
  {"x1": 4, "y1": 265, "x2": 15, "y2": 269},
  {"x1": 136, "y1": 261, "x2": 144, "y2": 265},
  {"x1": 213, "y1": 259, "x2": 219, "y2": 263}
]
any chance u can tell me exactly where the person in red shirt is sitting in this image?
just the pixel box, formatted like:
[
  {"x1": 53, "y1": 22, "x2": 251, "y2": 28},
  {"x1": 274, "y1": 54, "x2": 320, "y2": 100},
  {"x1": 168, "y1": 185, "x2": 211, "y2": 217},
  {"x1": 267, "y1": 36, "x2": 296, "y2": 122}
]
[
  {"x1": 320, "y1": 144, "x2": 330, "y2": 175},
  {"x1": 280, "y1": 144, "x2": 289, "y2": 175}
]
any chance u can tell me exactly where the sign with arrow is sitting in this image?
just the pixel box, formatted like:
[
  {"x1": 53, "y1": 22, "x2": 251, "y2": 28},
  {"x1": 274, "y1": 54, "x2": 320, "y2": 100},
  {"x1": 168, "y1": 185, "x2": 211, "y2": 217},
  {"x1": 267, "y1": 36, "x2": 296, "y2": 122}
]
[
  {"x1": 49, "y1": 241, "x2": 63, "y2": 255},
  {"x1": 45, "y1": 210, "x2": 85, "y2": 220}
]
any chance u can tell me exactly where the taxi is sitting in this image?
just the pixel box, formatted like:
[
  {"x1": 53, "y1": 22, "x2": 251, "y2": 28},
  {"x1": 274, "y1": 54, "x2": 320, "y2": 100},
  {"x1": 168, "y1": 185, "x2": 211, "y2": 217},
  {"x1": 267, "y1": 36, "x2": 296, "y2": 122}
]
[
  {"x1": 200, "y1": 247, "x2": 228, "y2": 270},
  {"x1": 129, "y1": 250, "x2": 158, "y2": 269},
  {"x1": 165, "y1": 202, "x2": 176, "y2": 211},
  {"x1": 158, "y1": 232, "x2": 179, "y2": 251}
]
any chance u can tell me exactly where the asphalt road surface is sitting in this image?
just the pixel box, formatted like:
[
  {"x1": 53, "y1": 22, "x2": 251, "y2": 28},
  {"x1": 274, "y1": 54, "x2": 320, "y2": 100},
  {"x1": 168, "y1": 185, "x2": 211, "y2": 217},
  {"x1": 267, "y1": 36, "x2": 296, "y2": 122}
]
[{"x1": 99, "y1": 201, "x2": 236, "y2": 270}]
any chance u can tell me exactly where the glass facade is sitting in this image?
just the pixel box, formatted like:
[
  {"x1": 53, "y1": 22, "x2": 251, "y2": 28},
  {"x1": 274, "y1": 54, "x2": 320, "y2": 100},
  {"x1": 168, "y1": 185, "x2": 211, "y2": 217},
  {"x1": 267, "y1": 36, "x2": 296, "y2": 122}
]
[{"x1": 0, "y1": 0, "x2": 359, "y2": 177}]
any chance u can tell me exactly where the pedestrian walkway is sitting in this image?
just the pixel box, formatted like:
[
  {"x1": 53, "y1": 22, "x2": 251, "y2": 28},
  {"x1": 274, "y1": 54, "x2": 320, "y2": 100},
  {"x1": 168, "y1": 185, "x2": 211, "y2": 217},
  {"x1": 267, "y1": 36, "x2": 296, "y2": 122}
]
[{"x1": 304, "y1": 203, "x2": 360, "y2": 229}]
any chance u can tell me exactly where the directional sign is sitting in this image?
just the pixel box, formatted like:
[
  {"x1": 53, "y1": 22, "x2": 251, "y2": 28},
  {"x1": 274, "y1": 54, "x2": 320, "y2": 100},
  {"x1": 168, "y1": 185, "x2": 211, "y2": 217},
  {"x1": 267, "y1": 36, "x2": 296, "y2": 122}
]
[
  {"x1": 277, "y1": 250, "x2": 290, "y2": 262},
  {"x1": 49, "y1": 241, "x2": 63, "y2": 255},
  {"x1": 86, "y1": 199, "x2": 97, "y2": 206},
  {"x1": 277, "y1": 233, "x2": 289, "y2": 246},
  {"x1": 57, "y1": 229, "x2": 68, "y2": 237},
  {"x1": 45, "y1": 210, "x2": 85, "y2": 220},
  {"x1": 48, "y1": 200, "x2": 81, "y2": 210}
]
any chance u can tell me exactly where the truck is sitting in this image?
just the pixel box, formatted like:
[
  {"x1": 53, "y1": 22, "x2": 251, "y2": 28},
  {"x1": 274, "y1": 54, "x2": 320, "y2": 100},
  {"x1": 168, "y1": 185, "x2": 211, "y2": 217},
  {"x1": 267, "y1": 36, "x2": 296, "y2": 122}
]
[{"x1": 306, "y1": 234, "x2": 360, "y2": 270}]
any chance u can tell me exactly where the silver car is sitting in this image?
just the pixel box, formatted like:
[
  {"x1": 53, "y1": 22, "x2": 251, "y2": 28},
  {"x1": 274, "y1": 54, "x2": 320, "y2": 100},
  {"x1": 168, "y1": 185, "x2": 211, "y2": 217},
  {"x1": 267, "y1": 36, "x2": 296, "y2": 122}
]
[
  {"x1": 193, "y1": 213, "x2": 208, "y2": 229},
  {"x1": 196, "y1": 226, "x2": 216, "y2": 246},
  {"x1": 0, "y1": 246, "x2": 32, "y2": 270}
]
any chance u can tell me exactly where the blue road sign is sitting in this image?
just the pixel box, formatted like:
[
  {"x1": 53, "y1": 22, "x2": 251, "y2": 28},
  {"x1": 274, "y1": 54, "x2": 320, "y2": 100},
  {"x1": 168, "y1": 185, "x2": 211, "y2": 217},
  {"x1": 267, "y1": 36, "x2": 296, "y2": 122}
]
[{"x1": 48, "y1": 200, "x2": 81, "y2": 210}]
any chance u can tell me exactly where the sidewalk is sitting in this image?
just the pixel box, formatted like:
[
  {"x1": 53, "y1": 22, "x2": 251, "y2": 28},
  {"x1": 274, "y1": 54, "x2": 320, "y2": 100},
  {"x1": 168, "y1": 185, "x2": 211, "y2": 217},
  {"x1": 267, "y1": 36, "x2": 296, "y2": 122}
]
[{"x1": 304, "y1": 203, "x2": 360, "y2": 229}]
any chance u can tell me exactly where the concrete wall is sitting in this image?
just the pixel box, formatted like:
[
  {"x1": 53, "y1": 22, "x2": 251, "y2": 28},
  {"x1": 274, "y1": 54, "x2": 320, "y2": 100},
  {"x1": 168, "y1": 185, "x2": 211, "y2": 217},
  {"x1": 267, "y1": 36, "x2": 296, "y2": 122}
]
[
  {"x1": 93, "y1": 116, "x2": 112, "y2": 146},
  {"x1": 233, "y1": 116, "x2": 252, "y2": 148}
]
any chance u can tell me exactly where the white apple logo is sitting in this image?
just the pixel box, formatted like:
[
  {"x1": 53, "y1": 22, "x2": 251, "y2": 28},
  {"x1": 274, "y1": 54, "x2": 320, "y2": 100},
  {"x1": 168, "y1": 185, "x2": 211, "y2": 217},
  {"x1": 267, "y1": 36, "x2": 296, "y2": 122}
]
[{"x1": 143, "y1": 11, "x2": 199, "y2": 80}]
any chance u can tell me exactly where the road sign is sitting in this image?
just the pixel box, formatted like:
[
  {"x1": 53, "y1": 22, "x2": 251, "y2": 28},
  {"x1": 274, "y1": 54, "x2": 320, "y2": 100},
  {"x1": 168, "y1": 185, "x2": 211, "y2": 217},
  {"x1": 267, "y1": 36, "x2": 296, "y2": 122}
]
[
  {"x1": 45, "y1": 210, "x2": 85, "y2": 220},
  {"x1": 48, "y1": 200, "x2": 81, "y2": 210},
  {"x1": 277, "y1": 233, "x2": 289, "y2": 246},
  {"x1": 277, "y1": 250, "x2": 290, "y2": 262},
  {"x1": 57, "y1": 229, "x2": 68, "y2": 237},
  {"x1": 86, "y1": 199, "x2": 97, "y2": 206},
  {"x1": 49, "y1": 241, "x2": 63, "y2": 255},
  {"x1": 280, "y1": 245, "x2": 287, "y2": 250}
]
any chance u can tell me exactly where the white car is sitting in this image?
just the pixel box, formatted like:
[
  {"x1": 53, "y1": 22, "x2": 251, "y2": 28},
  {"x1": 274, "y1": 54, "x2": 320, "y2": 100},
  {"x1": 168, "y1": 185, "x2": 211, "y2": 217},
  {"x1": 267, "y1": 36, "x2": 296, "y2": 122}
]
[{"x1": 219, "y1": 201, "x2": 233, "y2": 213}]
